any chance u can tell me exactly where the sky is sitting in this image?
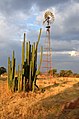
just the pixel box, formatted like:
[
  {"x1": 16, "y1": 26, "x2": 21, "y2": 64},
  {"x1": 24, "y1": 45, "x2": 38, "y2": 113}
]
[{"x1": 0, "y1": 0, "x2": 79, "y2": 73}]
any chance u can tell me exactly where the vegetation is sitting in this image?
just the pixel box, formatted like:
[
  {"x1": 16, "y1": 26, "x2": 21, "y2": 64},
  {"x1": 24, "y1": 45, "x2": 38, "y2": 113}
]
[
  {"x1": 60, "y1": 70, "x2": 73, "y2": 77},
  {"x1": 48, "y1": 69, "x2": 79, "y2": 78},
  {"x1": 48, "y1": 69, "x2": 58, "y2": 77},
  {"x1": 0, "y1": 67, "x2": 6, "y2": 76},
  {"x1": 7, "y1": 28, "x2": 43, "y2": 92}
]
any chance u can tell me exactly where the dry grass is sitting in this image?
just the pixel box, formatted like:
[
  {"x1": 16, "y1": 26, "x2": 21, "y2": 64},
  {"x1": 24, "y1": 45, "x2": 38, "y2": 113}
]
[{"x1": 0, "y1": 76, "x2": 79, "y2": 119}]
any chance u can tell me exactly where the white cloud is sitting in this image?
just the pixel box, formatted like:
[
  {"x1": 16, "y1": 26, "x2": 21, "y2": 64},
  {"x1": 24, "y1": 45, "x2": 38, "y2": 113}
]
[
  {"x1": 53, "y1": 50, "x2": 79, "y2": 57},
  {"x1": 69, "y1": 51, "x2": 79, "y2": 56},
  {"x1": 38, "y1": 50, "x2": 79, "y2": 57}
]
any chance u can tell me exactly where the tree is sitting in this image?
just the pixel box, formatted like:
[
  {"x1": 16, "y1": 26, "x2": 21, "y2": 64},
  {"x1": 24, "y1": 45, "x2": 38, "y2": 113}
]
[
  {"x1": 60, "y1": 70, "x2": 66, "y2": 77},
  {"x1": 65, "y1": 70, "x2": 73, "y2": 77},
  {"x1": 48, "y1": 69, "x2": 57, "y2": 77},
  {"x1": 0, "y1": 67, "x2": 6, "y2": 76},
  {"x1": 53, "y1": 69, "x2": 57, "y2": 75},
  {"x1": 60, "y1": 70, "x2": 73, "y2": 77}
]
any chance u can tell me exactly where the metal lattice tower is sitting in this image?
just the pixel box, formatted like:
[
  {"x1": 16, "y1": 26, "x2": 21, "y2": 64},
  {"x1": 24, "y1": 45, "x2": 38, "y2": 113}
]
[{"x1": 41, "y1": 11, "x2": 55, "y2": 78}]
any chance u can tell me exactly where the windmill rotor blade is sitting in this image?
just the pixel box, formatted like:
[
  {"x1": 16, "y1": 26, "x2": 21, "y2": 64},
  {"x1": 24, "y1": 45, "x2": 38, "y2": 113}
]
[
  {"x1": 44, "y1": 11, "x2": 55, "y2": 22},
  {"x1": 43, "y1": 18, "x2": 48, "y2": 24}
]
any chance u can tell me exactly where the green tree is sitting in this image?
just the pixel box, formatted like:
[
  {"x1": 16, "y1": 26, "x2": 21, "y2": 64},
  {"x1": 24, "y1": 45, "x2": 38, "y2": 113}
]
[
  {"x1": 65, "y1": 70, "x2": 73, "y2": 77},
  {"x1": 60, "y1": 70, "x2": 66, "y2": 77},
  {"x1": 0, "y1": 67, "x2": 6, "y2": 76},
  {"x1": 53, "y1": 69, "x2": 57, "y2": 75},
  {"x1": 48, "y1": 69, "x2": 57, "y2": 77},
  {"x1": 60, "y1": 70, "x2": 73, "y2": 77}
]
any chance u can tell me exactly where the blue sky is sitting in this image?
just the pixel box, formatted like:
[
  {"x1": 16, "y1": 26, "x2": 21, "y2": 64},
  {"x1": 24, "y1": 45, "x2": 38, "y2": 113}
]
[{"x1": 0, "y1": 0, "x2": 79, "y2": 73}]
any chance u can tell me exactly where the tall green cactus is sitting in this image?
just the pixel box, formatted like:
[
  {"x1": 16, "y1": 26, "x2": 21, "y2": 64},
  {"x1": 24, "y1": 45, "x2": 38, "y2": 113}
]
[
  {"x1": 32, "y1": 46, "x2": 43, "y2": 92},
  {"x1": 7, "y1": 28, "x2": 43, "y2": 92},
  {"x1": 37, "y1": 46, "x2": 43, "y2": 75},
  {"x1": 18, "y1": 65, "x2": 21, "y2": 92},
  {"x1": 8, "y1": 51, "x2": 16, "y2": 91},
  {"x1": 8, "y1": 57, "x2": 11, "y2": 89}
]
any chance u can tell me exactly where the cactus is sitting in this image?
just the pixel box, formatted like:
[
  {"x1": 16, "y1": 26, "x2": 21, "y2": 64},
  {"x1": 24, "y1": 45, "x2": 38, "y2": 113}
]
[
  {"x1": 8, "y1": 57, "x2": 11, "y2": 89},
  {"x1": 7, "y1": 51, "x2": 16, "y2": 91},
  {"x1": 32, "y1": 46, "x2": 43, "y2": 92},
  {"x1": 18, "y1": 65, "x2": 21, "y2": 92},
  {"x1": 7, "y1": 28, "x2": 43, "y2": 92},
  {"x1": 23, "y1": 77, "x2": 26, "y2": 92},
  {"x1": 36, "y1": 46, "x2": 43, "y2": 75}
]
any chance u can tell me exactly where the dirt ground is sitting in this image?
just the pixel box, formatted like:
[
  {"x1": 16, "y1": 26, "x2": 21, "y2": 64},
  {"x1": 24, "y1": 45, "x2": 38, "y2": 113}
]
[{"x1": 0, "y1": 76, "x2": 79, "y2": 119}]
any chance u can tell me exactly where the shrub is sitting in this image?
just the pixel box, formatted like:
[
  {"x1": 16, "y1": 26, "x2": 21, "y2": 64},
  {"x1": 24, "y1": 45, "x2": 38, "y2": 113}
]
[{"x1": 0, "y1": 67, "x2": 6, "y2": 75}]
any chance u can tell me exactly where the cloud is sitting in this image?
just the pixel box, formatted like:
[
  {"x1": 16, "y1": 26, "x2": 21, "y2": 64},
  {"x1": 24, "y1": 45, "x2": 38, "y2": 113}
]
[
  {"x1": 36, "y1": 1, "x2": 79, "y2": 42},
  {"x1": 0, "y1": 0, "x2": 70, "y2": 15},
  {"x1": 0, "y1": 0, "x2": 34, "y2": 16},
  {"x1": 35, "y1": 0, "x2": 70, "y2": 10},
  {"x1": 0, "y1": 0, "x2": 79, "y2": 73},
  {"x1": 38, "y1": 50, "x2": 79, "y2": 57},
  {"x1": 54, "y1": 51, "x2": 79, "y2": 57}
]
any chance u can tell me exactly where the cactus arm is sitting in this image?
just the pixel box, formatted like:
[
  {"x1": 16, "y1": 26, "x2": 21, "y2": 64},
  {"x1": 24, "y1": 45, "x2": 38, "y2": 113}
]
[{"x1": 36, "y1": 46, "x2": 43, "y2": 75}]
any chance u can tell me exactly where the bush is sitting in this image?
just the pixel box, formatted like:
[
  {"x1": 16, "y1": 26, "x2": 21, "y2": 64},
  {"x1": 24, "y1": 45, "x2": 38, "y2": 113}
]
[
  {"x1": 60, "y1": 70, "x2": 73, "y2": 77},
  {"x1": 48, "y1": 69, "x2": 58, "y2": 77},
  {"x1": 0, "y1": 67, "x2": 6, "y2": 76}
]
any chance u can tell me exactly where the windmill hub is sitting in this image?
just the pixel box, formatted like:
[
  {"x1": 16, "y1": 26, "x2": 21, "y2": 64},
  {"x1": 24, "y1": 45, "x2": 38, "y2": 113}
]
[{"x1": 43, "y1": 11, "x2": 55, "y2": 26}]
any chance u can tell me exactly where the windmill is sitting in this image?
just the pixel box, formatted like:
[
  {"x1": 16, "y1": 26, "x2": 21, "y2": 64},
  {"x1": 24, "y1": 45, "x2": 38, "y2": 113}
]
[{"x1": 42, "y1": 10, "x2": 55, "y2": 78}]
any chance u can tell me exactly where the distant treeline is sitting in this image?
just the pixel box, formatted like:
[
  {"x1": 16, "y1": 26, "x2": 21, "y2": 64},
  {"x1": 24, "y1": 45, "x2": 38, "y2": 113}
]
[
  {"x1": 47, "y1": 69, "x2": 79, "y2": 78},
  {"x1": 0, "y1": 66, "x2": 79, "y2": 78}
]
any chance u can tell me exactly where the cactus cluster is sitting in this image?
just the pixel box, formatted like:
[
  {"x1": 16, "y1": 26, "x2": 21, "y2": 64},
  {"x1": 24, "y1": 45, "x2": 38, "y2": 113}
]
[{"x1": 8, "y1": 28, "x2": 43, "y2": 92}]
